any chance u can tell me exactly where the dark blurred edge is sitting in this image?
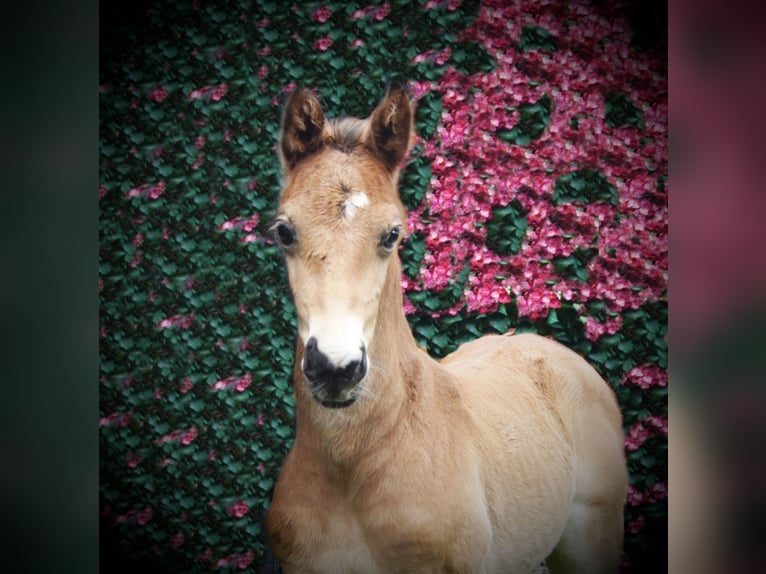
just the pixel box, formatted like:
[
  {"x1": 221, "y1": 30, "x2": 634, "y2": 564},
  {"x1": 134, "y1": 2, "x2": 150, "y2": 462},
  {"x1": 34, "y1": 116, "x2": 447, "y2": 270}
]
[{"x1": 0, "y1": 0, "x2": 98, "y2": 573}]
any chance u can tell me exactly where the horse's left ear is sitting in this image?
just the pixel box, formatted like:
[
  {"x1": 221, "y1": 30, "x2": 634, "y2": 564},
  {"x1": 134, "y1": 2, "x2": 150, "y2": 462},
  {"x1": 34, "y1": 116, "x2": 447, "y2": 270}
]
[{"x1": 367, "y1": 84, "x2": 414, "y2": 173}]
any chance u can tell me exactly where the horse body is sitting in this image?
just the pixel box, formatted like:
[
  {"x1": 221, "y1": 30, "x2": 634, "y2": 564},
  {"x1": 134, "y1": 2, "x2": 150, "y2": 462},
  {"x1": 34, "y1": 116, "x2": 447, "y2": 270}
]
[{"x1": 265, "y1": 86, "x2": 626, "y2": 574}]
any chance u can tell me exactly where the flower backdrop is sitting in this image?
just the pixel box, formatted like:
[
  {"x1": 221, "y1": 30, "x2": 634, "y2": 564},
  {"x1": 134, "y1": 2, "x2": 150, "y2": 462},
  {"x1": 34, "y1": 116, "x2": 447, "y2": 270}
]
[{"x1": 100, "y1": 0, "x2": 667, "y2": 571}]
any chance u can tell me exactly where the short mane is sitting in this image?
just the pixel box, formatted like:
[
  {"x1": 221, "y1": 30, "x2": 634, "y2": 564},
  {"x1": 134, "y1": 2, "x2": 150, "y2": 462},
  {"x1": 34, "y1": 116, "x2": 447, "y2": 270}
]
[{"x1": 326, "y1": 117, "x2": 369, "y2": 154}]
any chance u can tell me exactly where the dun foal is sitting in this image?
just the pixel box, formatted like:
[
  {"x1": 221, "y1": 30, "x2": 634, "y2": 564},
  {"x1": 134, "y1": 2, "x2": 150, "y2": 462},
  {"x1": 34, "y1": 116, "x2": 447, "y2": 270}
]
[{"x1": 265, "y1": 85, "x2": 627, "y2": 574}]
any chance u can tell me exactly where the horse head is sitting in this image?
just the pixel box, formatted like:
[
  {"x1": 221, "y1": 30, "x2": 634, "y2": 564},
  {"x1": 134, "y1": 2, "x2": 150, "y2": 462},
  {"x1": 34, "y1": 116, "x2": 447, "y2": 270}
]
[{"x1": 271, "y1": 85, "x2": 414, "y2": 408}]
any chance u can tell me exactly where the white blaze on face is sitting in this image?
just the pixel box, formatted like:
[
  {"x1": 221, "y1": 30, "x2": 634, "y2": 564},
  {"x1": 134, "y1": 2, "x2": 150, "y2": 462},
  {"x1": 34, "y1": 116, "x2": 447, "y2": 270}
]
[{"x1": 342, "y1": 191, "x2": 370, "y2": 219}]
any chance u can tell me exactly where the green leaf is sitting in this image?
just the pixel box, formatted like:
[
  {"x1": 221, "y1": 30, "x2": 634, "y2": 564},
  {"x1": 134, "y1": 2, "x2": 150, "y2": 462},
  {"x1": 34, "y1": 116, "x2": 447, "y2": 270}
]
[{"x1": 553, "y1": 169, "x2": 617, "y2": 205}]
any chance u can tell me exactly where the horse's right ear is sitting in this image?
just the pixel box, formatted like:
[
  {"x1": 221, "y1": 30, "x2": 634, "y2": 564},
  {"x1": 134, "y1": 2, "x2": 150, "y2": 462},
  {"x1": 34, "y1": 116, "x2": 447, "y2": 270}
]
[{"x1": 280, "y1": 88, "x2": 326, "y2": 173}]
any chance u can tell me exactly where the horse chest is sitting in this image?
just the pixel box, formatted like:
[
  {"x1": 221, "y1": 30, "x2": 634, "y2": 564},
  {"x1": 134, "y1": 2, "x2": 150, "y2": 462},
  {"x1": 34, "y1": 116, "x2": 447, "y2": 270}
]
[{"x1": 268, "y1": 467, "x2": 489, "y2": 573}]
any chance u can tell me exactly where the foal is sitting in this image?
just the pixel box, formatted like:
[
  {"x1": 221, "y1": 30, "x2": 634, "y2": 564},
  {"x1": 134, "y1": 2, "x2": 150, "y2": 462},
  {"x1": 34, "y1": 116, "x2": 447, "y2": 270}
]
[{"x1": 265, "y1": 85, "x2": 627, "y2": 574}]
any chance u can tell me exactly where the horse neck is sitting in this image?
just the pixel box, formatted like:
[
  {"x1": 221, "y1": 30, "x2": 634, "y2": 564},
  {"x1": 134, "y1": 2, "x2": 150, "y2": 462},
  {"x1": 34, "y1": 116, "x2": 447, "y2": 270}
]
[{"x1": 293, "y1": 255, "x2": 423, "y2": 464}]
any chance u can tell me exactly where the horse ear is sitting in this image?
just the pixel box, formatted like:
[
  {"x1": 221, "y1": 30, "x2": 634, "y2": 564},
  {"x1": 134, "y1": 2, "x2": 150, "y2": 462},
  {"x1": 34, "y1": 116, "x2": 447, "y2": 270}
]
[
  {"x1": 280, "y1": 88, "x2": 326, "y2": 173},
  {"x1": 367, "y1": 83, "x2": 414, "y2": 173}
]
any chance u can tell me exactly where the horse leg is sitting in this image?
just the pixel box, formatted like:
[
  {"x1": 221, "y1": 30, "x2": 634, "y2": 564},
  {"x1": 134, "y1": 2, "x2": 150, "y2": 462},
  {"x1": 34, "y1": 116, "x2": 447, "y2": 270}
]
[
  {"x1": 545, "y1": 498, "x2": 623, "y2": 574},
  {"x1": 546, "y1": 384, "x2": 626, "y2": 574}
]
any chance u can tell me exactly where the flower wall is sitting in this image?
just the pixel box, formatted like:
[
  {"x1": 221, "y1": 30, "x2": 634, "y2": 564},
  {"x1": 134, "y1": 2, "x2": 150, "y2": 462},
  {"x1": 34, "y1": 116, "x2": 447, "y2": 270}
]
[{"x1": 100, "y1": 0, "x2": 667, "y2": 571}]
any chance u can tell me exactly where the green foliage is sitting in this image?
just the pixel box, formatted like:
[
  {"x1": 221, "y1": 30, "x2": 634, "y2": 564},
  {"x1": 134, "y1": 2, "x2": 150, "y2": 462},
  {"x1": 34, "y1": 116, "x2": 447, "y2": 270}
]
[
  {"x1": 553, "y1": 247, "x2": 597, "y2": 283},
  {"x1": 496, "y1": 94, "x2": 552, "y2": 145},
  {"x1": 400, "y1": 231, "x2": 426, "y2": 280},
  {"x1": 605, "y1": 92, "x2": 645, "y2": 129},
  {"x1": 553, "y1": 168, "x2": 618, "y2": 205},
  {"x1": 485, "y1": 199, "x2": 528, "y2": 255},
  {"x1": 517, "y1": 25, "x2": 558, "y2": 52}
]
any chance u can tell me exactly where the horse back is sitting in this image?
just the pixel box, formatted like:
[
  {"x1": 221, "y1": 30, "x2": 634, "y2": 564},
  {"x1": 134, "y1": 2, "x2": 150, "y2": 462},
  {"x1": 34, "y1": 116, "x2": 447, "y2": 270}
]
[{"x1": 439, "y1": 332, "x2": 626, "y2": 570}]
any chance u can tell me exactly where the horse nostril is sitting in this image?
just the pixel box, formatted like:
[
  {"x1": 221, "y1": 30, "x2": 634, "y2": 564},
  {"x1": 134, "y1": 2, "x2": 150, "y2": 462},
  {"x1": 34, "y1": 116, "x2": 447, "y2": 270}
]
[
  {"x1": 302, "y1": 338, "x2": 367, "y2": 387},
  {"x1": 304, "y1": 337, "x2": 330, "y2": 381}
]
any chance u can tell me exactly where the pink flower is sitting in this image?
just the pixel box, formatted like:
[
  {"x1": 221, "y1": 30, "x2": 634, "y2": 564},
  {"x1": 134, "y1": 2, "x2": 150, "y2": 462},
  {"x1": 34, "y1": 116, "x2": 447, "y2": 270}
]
[
  {"x1": 235, "y1": 373, "x2": 252, "y2": 392},
  {"x1": 237, "y1": 551, "x2": 255, "y2": 570},
  {"x1": 195, "y1": 135, "x2": 205, "y2": 149},
  {"x1": 149, "y1": 181, "x2": 166, "y2": 200},
  {"x1": 647, "y1": 480, "x2": 668, "y2": 502},
  {"x1": 626, "y1": 515, "x2": 646, "y2": 534},
  {"x1": 229, "y1": 500, "x2": 249, "y2": 518},
  {"x1": 179, "y1": 377, "x2": 193, "y2": 394},
  {"x1": 180, "y1": 426, "x2": 198, "y2": 445},
  {"x1": 186, "y1": 87, "x2": 209, "y2": 100},
  {"x1": 210, "y1": 83, "x2": 228, "y2": 101},
  {"x1": 99, "y1": 412, "x2": 133, "y2": 428},
  {"x1": 199, "y1": 548, "x2": 213, "y2": 562},
  {"x1": 170, "y1": 531, "x2": 184, "y2": 549},
  {"x1": 349, "y1": 6, "x2": 374, "y2": 19},
  {"x1": 149, "y1": 86, "x2": 168, "y2": 102},
  {"x1": 643, "y1": 415, "x2": 668, "y2": 435},
  {"x1": 125, "y1": 452, "x2": 142, "y2": 468},
  {"x1": 625, "y1": 422, "x2": 651, "y2": 451},
  {"x1": 314, "y1": 36, "x2": 333, "y2": 52},
  {"x1": 125, "y1": 182, "x2": 164, "y2": 200},
  {"x1": 373, "y1": 3, "x2": 390, "y2": 21},
  {"x1": 156, "y1": 313, "x2": 195, "y2": 330},
  {"x1": 312, "y1": 5, "x2": 332, "y2": 23},
  {"x1": 211, "y1": 374, "x2": 252, "y2": 392},
  {"x1": 626, "y1": 483, "x2": 644, "y2": 506},
  {"x1": 136, "y1": 507, "x2": 153, "y2": 525}
]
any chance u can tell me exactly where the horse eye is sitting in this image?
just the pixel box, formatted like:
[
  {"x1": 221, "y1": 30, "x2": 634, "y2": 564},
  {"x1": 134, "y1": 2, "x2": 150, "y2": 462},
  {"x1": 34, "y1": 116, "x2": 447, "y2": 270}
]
[
  {"x1": 381, "y1": 227, "x2": 401, "y2": 251},
  {"x1": 274, "y1": 222, "x2": 296, "y2": 248}
]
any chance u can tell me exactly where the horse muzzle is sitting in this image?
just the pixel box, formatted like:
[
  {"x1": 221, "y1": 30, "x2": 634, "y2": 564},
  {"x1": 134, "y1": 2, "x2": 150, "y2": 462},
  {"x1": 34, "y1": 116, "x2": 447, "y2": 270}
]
[{"x1": 302, "y1": 336, "x2": 367, "y2": 408}]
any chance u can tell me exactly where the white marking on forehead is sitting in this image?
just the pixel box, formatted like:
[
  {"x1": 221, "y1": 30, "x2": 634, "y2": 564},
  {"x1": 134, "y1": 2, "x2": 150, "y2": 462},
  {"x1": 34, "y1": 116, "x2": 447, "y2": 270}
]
[{"x1": 342, "y1": 191, "x2": 370, "y2": 219}]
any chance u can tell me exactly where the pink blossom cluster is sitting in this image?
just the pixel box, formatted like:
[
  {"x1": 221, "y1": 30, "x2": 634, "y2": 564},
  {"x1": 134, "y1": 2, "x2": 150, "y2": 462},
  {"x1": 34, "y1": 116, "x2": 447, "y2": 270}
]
[
  {"x1": 210, "y1": 373, "x2": 252, "y2": 392},
  {"x1": 228, "y1": 499, "x2": 250, "y2": 518},
  {"x1": 626, "y1": 480, "x2": 668, "y2": 507},
  {"x1": 125, "y1": 452, "x2": 142, "y2": 468},
  {"x1": 115, "y1": 506, "x2": 153, "y2": 526},
  {"x1": 186, "y1": 82, "x2": 228, "y2": 101},
  {"x1": 625, "y1": 415, "x2": 668, "y2": 451},
  {"x1": 217, "y1": 214, "x2": 260, "y2": 233},
  {"x1": 124, "y1": 180, "x2": 166, "y2": 200},
  {"x1": 170, "y1": 531, "x2": 185, "y2": 549},
  {"x1": 312, "y1": 5, "x2": 332, "y2": 23},
  {"x1": 99, "y1": 411, "x2": 133, "y2": 428},
  {"x1": 155, "y1": 312, "x2": 195, "y2": 330},
  {"x1": 148, "y1": 85, "x2": 169, "y2": 102},
  {"x1": 621, "y1": 364, "x2": 668, "y2": 389},
  {"x1": 349, "y1": 3, "x2": 390, "y2": 21},
  {"x1": 210, "y1": 549, "x2": 255, "y2": 570},
  {"x1": 423, "y1": 0, "x2": 462, "y2": 10},
  {"x1": 314, "y1": 36, "x2": 333, "y2": 52},
  {"x1": 154, "y1": 426, "x2": 198, "y2": 446},
  {"x1": 178, "y1": 377, "x2": 194, "y2": 394},
  {"x1": 403, "y1": 0, "x2": 667, "y2": 330}
]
